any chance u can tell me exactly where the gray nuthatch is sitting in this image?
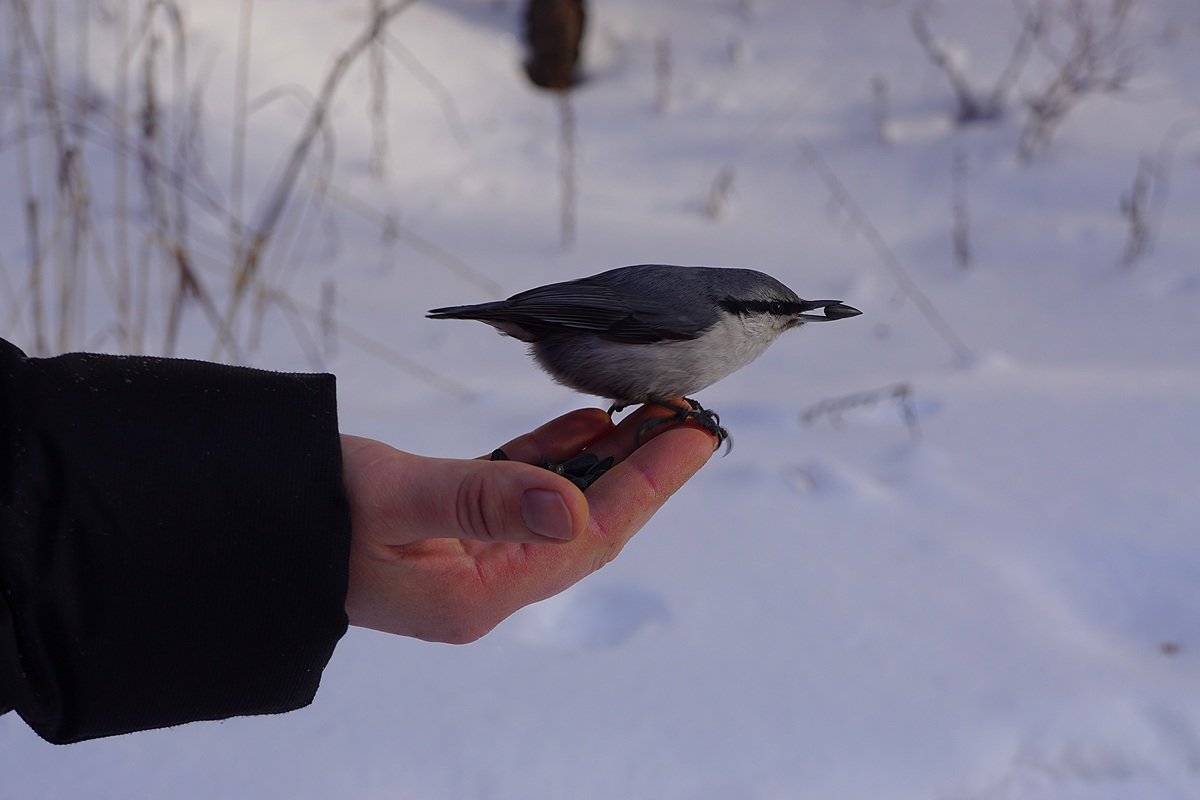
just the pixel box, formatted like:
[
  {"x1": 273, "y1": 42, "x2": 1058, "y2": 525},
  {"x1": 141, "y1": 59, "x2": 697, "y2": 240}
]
[{"x1": 429, "y1": 264, "x2": 860, "y2": 486}]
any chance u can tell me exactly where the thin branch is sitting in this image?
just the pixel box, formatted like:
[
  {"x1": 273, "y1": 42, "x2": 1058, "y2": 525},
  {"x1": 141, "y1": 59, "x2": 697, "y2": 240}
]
[
  {"x1": 1018, "y1": 0, "x2": 1139, "y2": 161},
  {"x1": 230, "y1": 0, "x2": 253, "y2": 270},
  {"x1": 951, "y1": 145, "x2": 971, "y2": 270},
  {"x1": 557, "y1": 90, "x2": 577, "y2": 249},
  {"x1": 801, "y1": 382, "x2": 921, "y2": 444},
  {"x1": 270, "y1": 287, "x2": 476, "y2": 401},
  {"x1": 381, "y1": 32, "x2": 469, "y2": 146},
  {"x1": 367, "y1": 0, "x2": 389, "y2": 177},
  {"x1": 212, "y1": 0, "x2": 419, "y2": 358},
  {"x1": 322, "y1": 181, "x2": 504, "y2": 296},
  {"x1": 911, "y1": 3, "x2": 997, "y2": 124},
  {"x1": 1119, "y1": 119, "x2": 1200, "y2": 268},
  {"x1": 799, "y1": 138, "x2": 973, "y2": 364}
]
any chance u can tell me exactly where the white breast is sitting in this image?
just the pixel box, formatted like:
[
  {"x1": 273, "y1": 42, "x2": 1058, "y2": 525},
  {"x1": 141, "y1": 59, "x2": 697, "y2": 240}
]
[{"x1": 532, "y1": 312, "x2": 790, "y2": 403}]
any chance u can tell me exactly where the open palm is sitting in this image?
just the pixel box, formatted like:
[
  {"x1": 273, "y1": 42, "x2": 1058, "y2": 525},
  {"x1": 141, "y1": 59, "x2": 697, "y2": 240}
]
[{"x1": 341, "y1": 404, "x2": 715, "y2": 643}]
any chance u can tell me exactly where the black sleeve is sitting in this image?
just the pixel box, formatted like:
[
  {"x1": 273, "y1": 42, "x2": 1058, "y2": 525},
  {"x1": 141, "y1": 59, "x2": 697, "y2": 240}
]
[{"x1": 0, "y1": 338, "x2": 351, "y2": 744}]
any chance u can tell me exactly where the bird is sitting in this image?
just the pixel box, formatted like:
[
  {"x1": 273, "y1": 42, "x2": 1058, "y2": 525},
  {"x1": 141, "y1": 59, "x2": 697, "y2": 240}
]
[{"x1": 429, "y1": 264, "x2": 861, "y2": 488}]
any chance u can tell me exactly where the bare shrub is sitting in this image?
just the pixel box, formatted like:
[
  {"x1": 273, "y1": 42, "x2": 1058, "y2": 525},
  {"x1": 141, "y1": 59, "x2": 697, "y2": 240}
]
[
  {"x1": 1, "y1": 0, "x2": 477, "y2": 397},
  {"x1": 912, "y1": 0, "x2": 1140, "y2": 161},
  {"x1": 1018, "y1": 0, "x2": 1140, "y2": 161},
  {"x1": 1118, "y1": 121, "x2": 1198, "y2": 268},
  {"x1": 911, "y1": 0, "x2": 1043, "y2": 126},
  {"x1": 801, "y1": 383, "x2": 922, "y2": 444}
]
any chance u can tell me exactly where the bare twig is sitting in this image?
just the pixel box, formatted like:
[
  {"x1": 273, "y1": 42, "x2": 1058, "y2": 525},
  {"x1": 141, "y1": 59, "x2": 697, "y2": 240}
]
[
  {"x1": 213, "y1": 0, "x2": 419, "y2": 358},
  {"x1": 1018, "y1": 0, "x2": 1138, "y2": 161},
  {"x1": 5, "y1": 0, "x2": 439, "y2": 370},
  {"x1": 993, "y1": 0, "x2": 1046, "y2": 104},
  {"x1": 654, "y1": 35, "x2": 671, "y2": 113},
  {"x1": 113, "y1": 0, "x2": 134, "y2": 350},
  {"x1": 911, "y1": 0, "x2": 1044, "y2": 126},
  {"x1": 1119, "y1": 120, "x2": 1199, "y2": 268},
  {"x1": 10, "y1": 0, "x2": 84, "y2": 353},
  {"x1": 319, "y1": 278, "x2": 337, "y2": 357},
  {"x1": 801, "y1": 382, "x2": 921, "y2": 444},
  {"x1": 557, "y1": 91, "x2": 577, "y2": 249},
  {"x1": 25, "y1": 199, "x2": 47, "y2": 353},
  {"x1": 871, "y1": 75, "x2": 890, "y2": 147},
  {"x1": 704, "y1": 166, "x2": 736, "y2": 221},
  {"x1": 951, "y1": 145, "x2": 971, "y2": 269},
  {"x1": 912, "y1": 3, "x2": 997, "y2": 124},
  {"x1": 244, "y1": 84, "x2": 339, "y2": 342},
  {"x1": 367, "y1": 0, "x2": 389, "y2": 177},
  {"x1": 381, "y1": 33, "x2": 469, "y2": 146},
  {"x1": 799, "y1": 139, "x2": 973, "y2": 364},
  {"x1": 230, "y1": 0, "x2": 254, "y2": 272},
  {"x1": 1119, "y1": 154, "x2": 1159, "y2": 268},
  {"x1": 322, "y1": 181, "x2": 504, "y2": 296},
  {"x1": 273, "y1": 288, "x2": 476, "y2": 401}
]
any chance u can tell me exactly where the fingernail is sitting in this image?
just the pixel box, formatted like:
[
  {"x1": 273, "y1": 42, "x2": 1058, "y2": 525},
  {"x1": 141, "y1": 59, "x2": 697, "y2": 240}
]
[{"x1": 521, "y1": 489, "x2": 574, "y2": 540}]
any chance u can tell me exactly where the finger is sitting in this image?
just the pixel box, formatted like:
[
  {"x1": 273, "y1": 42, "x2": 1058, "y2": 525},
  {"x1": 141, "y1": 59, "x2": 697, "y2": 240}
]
[
  {"x1": 483, "y1": 407, "x2": 613, "y2": 463},
  {"x1": 392, "y1": 454, "x2": 590, "y2": 544},
  {"x1": 509, "y1": 423, "x2": 715, "y2": 602},
  {"x1": 584, "y1": 424, "x2": 716, "y2": 558}
]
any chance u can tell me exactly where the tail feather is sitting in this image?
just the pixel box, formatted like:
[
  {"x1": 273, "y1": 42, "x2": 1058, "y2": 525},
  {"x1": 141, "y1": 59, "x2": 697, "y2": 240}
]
[{"x1": 427, "y1": 301, "x2": 509, "y2": 320}]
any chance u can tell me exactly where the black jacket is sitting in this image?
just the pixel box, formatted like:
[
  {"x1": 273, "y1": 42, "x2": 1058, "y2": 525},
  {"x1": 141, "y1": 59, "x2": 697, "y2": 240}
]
[{"x1": 0, "y1": 339, "x2": 350, "y2": 744}]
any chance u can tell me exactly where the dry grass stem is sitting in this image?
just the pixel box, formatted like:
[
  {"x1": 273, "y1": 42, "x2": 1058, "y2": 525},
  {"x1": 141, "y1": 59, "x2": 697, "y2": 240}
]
[
  {"x1": 212, "y1": 0, "x2": 419, "y2": 358},
  {"x1": 801, "y1": 383, "x2": 921, "y2": 444},
  {"x1": 557, "y1": 91, "x2": 577, "y2": 249},
  {"x1": 3, "y1": 0, "x2": 487, "y2": 401},
  {"x1": 952, "y1": 146, "x2": 971, "y2": 270},
  {"x1": 799, "y1": 138, "x2": 973, "y2": 364}
]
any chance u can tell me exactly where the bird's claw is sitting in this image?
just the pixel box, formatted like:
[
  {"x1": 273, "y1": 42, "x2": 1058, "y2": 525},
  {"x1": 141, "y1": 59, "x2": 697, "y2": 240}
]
[
  {"x1": 490, "y1": 448, "x2": 614, "y2": 491},
  {"x1": 636, "y1": 398, "x2": 731, "y2": 454}
]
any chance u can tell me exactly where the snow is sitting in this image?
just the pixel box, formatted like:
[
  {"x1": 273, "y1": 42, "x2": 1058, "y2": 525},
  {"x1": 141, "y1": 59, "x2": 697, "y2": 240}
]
[{"x1": 2, "y1": 0, "x2": 1199, "y2": 797}]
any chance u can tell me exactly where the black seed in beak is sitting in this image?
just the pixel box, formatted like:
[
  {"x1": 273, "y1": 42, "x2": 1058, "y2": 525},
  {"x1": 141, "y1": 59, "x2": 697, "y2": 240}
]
[
  {"x1": 796, "y1": 301, "x2": 863, "y2": 322},
  {"x1": 821, "y1": 303, "x2": 862, "y2": 320}
]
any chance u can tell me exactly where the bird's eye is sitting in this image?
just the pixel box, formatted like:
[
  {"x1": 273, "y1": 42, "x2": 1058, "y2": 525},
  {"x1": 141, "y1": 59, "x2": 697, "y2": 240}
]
[{"x1": 769, "y1": 301, "x2": 785, "y2": 315}]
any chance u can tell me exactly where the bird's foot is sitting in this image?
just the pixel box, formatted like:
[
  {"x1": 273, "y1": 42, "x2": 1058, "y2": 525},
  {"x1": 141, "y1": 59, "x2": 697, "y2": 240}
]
[
  {"x1": 490, "y1": 448, "x2": 614, "y2": 492},
  {"x1": 637, "y1": 398, "x2": 731, "y2": 454}
]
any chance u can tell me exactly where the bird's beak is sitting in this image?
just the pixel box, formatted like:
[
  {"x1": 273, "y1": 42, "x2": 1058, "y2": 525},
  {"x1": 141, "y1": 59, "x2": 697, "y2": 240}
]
[{"x1": 796, "y1": 301, "x2": 862, "y2": 321}]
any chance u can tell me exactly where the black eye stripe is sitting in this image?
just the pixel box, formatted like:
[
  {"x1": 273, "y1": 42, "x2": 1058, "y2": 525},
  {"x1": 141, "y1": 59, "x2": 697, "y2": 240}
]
[{"x1": 718, "y1": 298, "x2": 801, "y2": 316}]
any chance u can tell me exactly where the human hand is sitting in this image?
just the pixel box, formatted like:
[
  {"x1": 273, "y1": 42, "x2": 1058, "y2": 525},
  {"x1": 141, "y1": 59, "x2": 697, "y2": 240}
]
[{"x1": 340, "y1": 405, "x2": 715, "y2": 643}]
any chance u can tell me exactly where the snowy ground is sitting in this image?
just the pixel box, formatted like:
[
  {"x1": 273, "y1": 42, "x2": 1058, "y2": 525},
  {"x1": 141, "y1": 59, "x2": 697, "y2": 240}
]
[{"x1": 3, "y1": 0, "x2": 1199, "y2": 797}]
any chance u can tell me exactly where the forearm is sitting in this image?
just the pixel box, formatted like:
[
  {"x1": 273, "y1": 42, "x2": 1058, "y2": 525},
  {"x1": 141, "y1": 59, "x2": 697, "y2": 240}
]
[{"x1": 0, "y1": 339, "x2": 351, "y2": 743}]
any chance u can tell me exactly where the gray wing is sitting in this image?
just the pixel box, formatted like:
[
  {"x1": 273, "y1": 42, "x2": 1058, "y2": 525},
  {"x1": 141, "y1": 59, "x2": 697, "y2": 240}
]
[{"x1": 429, "y1": 271, "x2": 718, "y2": 344}]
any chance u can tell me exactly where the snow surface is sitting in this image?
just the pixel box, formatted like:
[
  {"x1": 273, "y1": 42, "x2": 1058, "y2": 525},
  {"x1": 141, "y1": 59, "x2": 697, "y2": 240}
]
[{"x1": 3, "y1": 0, "x2": 1200, "y2": 797}]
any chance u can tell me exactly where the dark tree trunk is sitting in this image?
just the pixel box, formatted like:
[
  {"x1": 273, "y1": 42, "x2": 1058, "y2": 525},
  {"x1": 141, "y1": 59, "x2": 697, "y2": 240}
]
[{"x1": 523, "y1": 0, "x2": 587, "y2": 90}]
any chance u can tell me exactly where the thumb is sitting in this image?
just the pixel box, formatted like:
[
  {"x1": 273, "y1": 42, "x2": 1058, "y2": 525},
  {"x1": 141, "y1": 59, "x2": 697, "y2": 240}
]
[{"x1": 395, "y1": 456, "x2": 589, "y2": 544}]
